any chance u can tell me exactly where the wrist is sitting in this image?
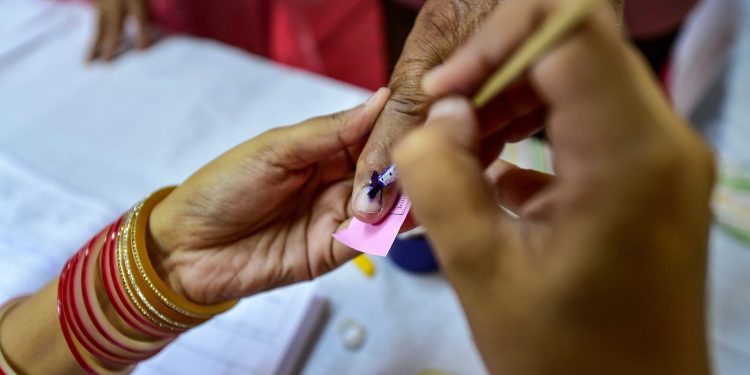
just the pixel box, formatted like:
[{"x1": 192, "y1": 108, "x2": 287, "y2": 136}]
[
  {"x1": 146, "y1": 192, "x2": 187, "y2": 299},
  {"x1": 145, "y1": 187, "x2": 237, "y2": 310}
]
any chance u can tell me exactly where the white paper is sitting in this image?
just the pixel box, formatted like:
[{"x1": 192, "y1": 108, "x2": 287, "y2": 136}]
[
  {"x1": 136, "y1": 283, "x2": 326, "y2": 375},
  {"x1": 0, "y1": 153, "x2": 117, "y2": 301}
]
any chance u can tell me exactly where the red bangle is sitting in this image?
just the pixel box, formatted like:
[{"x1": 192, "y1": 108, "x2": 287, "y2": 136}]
[
  {"x1": 57, "y1": 258, "x2": 98, "y2": 374},
  {"x1": 63, "y1": 241, "x2": 130, "y2": 366},
  {"x1": 58, "y1": 283, "x2": 131, "y2": 375},
  {"x1": 101, "y1": 218, "x2": 172, "y2": 338},
  {"x1": 79, "y1": 228, "x2": 166, "y2": 359},
  {"x1": 113, "y1": 213, "x2": 183, "y2": 334},
  {"x1": 87, "y1": 223, "x2": 146, "y2": 356},
  {"x1": 57, "y1": 192, "x2": 199, "y2": 373},
  {"x1": 99, "y1": 218, "x2": 145, "y2": 335}
]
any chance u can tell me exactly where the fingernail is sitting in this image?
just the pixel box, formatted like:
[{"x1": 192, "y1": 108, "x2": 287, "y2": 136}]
[
  {"x1": 428, "y1": 97, "x2": 471, "y2": 121},
  {"x1": 354, "y1": 186, "x2": 382, "y2": 215}
]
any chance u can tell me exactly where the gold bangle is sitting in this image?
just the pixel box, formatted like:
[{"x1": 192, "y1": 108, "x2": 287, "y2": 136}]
[
  {"x1": 0, "y1": 298, "x2": 26, "y2": 375},
  {"x1": 129, "y1": 197, "x2": 211, "y2": 323},
  {"x1": 116, "y1": 211, "x2": 185, "y2": 333},
  {"x1": 124, "y1": 206, "x2": 205, "y2": 327},
  {"x1": 132, "y1": 187, "x2": 237, "y2": 317}
]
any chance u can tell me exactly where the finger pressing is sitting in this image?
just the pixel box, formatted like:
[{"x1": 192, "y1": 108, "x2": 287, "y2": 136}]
[
  {"x1": 394, "y1": 97, "x2": 511, "y2": 270},
  {"x1": 350, "y1": 99, "x2": 420, "y2": 223}
]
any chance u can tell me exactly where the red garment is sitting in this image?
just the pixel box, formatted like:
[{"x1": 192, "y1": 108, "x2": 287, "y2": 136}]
[
  {"x1": 149, "y1": 0, "x2": 387, "y2": 90},
  {"x1": 624, "y1": 0, "x2": 699, "y2": 38}
]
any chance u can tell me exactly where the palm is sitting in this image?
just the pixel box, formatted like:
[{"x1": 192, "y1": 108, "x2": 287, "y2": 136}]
[
  {"x1": 166, "y1": 148, "x2": 357, "y2": 304},
  {"x1": 150, "y1": 93, "x2": 390, "y2": 305}
]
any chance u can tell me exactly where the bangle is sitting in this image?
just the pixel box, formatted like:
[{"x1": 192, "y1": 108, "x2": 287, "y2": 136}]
[
  {"x1": 79, "y1": 226, "x2": 169, "y2": 357},
  {"x1": 129, "y1": 200, "x2": 211, "y2": 323},
  {"x1": 58, "y1": 217, "x2": 170, "y2": 373},
  {"x1": 58, "y1": 257, "x2": 94, "y2": 373},
  {"x1": 117, "y1": 209, "x2": 189, "y2": 331},
  {"x1": 58, "y1": 257, "x2": 132, "y2": 374},
  {"x1": 63, "y1": 239, "x2": 131, "y2": 366},
  {"x1": 131, "y1": 187, "x2": 236, "y2": 318},
  {"x1": 0, "y1": 297, "x2": 27, "y2": 375},
  {"x1": 122, "y1": 206, "x2": 197, "y2": 329},
  {"x1": 56, "y1": 186, "x2": 240, "y2": 373},
  {"x1": 102, "y1": 217, "x2": 173, "y2": 338}
]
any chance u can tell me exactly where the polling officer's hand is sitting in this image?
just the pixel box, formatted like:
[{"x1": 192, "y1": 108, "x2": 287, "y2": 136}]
[
  {"x1": 395, "y1": 1, "x2": 714, "y2": 374},
  {"x1": 88, "y1": 0, "x2": 150, "y2": 61}
]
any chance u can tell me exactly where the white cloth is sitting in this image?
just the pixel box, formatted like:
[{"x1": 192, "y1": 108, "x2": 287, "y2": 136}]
[
  {"x1": 669, "y1": 0, "x2": 740, "y2": 118},
  {"x1": 672, "y1": 0, "x2": 750, "y2": 374},
  {"x1": 719, "y1": 0, "x2": 750, "y2": 169}
]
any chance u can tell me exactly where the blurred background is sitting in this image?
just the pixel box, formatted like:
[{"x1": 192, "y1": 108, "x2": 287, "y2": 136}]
[{"x1": 71, "y1": 0, "x2": 699, "y2": 90}]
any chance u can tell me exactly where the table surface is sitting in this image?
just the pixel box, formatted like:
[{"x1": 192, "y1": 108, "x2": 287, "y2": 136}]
[{"x1": 3, "y1": 1, "x2": 750, "y2": 374}]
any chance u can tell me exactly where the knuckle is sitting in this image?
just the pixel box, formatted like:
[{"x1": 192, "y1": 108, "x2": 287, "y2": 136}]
[
  {"x1": 418, "y1": 0, "x2": 495, "y2": 49},
  {"x1": 324, "y1": 108, "x2": 349, "y2": 127},
  {"x1": 389, "y1": 1, "x2": 499, "y2": 117},
  {"x1": 304, "y1": 108, "x2": 352, "y2": 133},
  {"x1": 416, "y1": 2, "x2": 461, "y2": 53},
  {"x1": 384, "y1": 92, "x2": 430, "y2": 119}
]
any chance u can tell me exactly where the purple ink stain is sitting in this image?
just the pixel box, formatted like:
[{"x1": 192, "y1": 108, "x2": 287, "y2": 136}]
[{"x1": 367, "y1": 171, "x2": 384, "y2": 199}]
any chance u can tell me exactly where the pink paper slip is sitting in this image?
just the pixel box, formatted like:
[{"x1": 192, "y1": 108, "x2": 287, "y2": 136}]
[{"x1": 333, "y1": 195, "x2": 411, "y2": 257}]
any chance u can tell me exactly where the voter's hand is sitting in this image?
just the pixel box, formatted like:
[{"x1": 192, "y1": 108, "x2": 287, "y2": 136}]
[
  {"x1": 147, "y1": 89, "x2": 390, "y2": 305},
  {"x1": 349, "y1": 0, "x2": 500, "y2": 222}
]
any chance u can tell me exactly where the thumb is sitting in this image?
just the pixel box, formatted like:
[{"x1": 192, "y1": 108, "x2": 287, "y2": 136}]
[
  {"x1": 261, "y1": 87, "x2": 390, "y2": 170},
  {"x1": 393, "y1": 97, "x2": 512, "y2": 271}
]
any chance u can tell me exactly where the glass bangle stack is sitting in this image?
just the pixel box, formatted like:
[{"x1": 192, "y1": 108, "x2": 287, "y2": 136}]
[{"x1": 52, "y1": 187, "x2": 236, "y2": 375}]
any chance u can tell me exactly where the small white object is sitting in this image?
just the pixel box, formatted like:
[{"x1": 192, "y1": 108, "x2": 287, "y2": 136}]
[
  {"x1": 378, "y1": 164, "x2": 399, "y2": 186},
  {"x1": 398, "y1": 226, "x2": 426, "y2": 239},
  {"x1": 338, "y1": 319, "x2": 366, "y2": 350}
]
